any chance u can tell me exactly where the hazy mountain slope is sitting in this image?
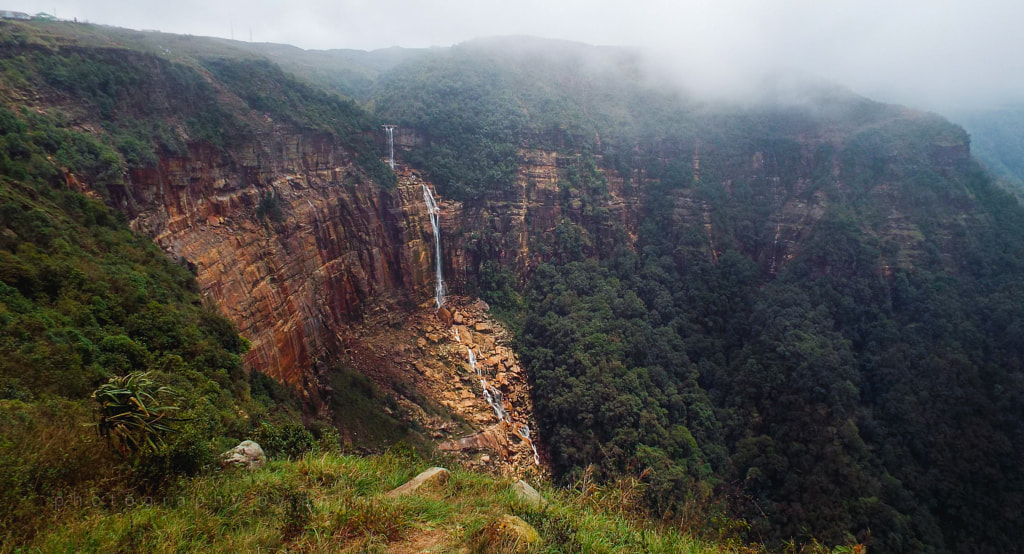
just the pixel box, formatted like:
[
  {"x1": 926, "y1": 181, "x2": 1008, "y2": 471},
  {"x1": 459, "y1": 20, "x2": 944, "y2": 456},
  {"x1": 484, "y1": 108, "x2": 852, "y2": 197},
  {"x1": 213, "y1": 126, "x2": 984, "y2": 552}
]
[
  {"x1": 2, "y1": 20, "x2": 1023, "y2": 553},
  {"x1": 949, "y1": 105, "x2": 1024, "y2": 194},
  {"x1": 368, "y1": 41, "x2": 1024, "y2": 552}
]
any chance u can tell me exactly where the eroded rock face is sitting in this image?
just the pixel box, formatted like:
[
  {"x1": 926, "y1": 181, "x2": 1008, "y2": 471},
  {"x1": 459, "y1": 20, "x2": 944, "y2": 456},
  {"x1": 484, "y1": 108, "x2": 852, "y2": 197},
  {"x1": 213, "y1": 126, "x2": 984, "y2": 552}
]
[
  {"x1": 127, "y1": 138, "x2": 440, "y2": 401},
  {"x1": 346, "y1": 296, "x2": 542, "y2": 478},
  {"x1": 119, "y1": 134, "x2": 632, "y2": 473},
  {"x1": 120, "y1": 124, "x2": 875, "y2": 474}
]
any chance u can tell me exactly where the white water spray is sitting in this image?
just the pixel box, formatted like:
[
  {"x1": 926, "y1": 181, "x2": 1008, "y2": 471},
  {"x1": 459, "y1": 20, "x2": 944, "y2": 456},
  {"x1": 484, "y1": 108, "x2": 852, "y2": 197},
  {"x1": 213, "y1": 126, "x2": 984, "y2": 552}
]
[
  {"x1": 461, "y1": 341, "x2": 539, "y2": 466},
  {"x1": 382, "y1": 125, "x2": 396, "y2": 170},
  {"x1": 467, "y1": 347, "x2": 507, "y2": 422},
  {"x1": 519, "y1": 425, "x2": 540, "y2": 465},
  {"x1": 422, "y1": 184, "x2": 445, "y2": 309}
]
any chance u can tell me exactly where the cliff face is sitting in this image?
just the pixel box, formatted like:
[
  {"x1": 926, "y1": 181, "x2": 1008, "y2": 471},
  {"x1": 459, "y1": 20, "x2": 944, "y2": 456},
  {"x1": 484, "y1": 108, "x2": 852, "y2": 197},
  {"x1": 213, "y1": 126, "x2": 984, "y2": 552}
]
[
  {"x1": 122, "y1": 119, "x2": 970, "y2": 398},
  {"x1": 124, "y1": 132, "x2": 440, "y2": 397},
  {"x1": 122, "y1": 133, "x2": 651, "y2": 397}
]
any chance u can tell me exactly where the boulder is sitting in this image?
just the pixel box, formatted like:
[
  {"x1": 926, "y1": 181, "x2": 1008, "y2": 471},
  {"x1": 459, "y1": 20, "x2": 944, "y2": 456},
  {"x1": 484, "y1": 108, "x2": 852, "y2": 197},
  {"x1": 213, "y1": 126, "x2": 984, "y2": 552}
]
[
  {"x1": 437, "y1": 306, "x2": 453, "y2": 328},
  {"x1": 477, "y1": 514, "x2": 541, "y2": 553},
  {"x1": 437, "y1": 428, "x2": 511, "y2": 458},
  {"x1": 512, "y1": 480, "x2": 548, "y2": 510},
  {"x1": 386, "y1": 467, "x2": 450, "y2": 497},
  {"x1": 220, "y1": 440, "x2": 266, "y2": 470}
]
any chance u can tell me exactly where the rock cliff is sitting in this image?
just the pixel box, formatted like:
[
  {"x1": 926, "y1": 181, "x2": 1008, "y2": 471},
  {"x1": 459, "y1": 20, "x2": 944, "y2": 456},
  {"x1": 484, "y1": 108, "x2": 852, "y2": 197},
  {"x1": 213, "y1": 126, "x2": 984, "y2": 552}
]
[{"x1": 124, "y1": 136, "x2": 435, "y2": 400}]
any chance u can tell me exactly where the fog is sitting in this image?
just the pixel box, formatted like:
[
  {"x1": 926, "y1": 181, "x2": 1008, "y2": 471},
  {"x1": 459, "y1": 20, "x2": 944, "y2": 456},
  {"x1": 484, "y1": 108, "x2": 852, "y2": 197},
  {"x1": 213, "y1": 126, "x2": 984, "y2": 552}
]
[{"x1": 6, "y1": 0, "x2": 1022, "y2": 111}]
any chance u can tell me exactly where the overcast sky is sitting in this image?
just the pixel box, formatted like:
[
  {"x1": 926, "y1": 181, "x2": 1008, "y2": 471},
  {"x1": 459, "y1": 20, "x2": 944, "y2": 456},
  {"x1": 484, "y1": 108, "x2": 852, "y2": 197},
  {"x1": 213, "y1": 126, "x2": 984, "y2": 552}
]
[{"x1": 6, "y1": 0, "x2": 1022, "y2": 110}]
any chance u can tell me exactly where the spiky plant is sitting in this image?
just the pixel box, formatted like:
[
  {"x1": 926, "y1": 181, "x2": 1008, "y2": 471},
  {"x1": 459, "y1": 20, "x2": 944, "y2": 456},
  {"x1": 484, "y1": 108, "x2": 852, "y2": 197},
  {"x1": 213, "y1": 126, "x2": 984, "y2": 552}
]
[{"x1": 92, "y1": 372, "x2": 179, "y2": 457}]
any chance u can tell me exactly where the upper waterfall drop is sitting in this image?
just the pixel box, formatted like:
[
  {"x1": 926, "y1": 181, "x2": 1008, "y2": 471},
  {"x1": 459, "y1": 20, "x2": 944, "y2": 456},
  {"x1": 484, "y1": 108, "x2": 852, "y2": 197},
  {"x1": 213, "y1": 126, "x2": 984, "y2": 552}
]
[
  {"x1": 422, "y1": 184, "x2": 445, "y2": 309},
  {"x1": 382, "y1": 124, "x2": 396, "y2": 170}
]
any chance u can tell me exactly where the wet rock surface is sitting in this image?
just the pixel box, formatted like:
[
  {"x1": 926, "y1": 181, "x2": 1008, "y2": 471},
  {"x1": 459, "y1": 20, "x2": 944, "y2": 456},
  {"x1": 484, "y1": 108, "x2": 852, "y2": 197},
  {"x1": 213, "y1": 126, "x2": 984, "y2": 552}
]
[{"x1": 345, "y1": 296, "x2": 543, "y2": 478}]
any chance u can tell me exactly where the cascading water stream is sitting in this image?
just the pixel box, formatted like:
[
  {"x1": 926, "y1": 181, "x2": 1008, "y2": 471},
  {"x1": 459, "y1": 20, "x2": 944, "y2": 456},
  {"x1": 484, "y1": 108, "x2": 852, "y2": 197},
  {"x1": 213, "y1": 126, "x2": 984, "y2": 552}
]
[
  {"x1": 422, "y1": 184, "x2": 445, "y2": 309},
  {"x1": 468, "y1": 347, "x2": 507, "y2": 422},
  {"x1": 382, "y1": 125, "x2": 396, "y2": 170},
  {"x1": 518, "y1": 425, "x2": 541, "y2": 465},
  {"x1": 459, "y1": 341, "x2": 538, "y2": 466}
]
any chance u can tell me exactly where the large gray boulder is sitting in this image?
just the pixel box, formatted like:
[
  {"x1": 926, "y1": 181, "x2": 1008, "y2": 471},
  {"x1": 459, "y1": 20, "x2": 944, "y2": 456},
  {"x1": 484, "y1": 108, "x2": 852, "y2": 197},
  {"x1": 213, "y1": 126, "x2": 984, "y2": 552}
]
[
  {"x1": 512, "y1": 479, "x2": 548, "y2": 510},
  {"x1": 386, "y1": 467, "x2": 450, "y2": 497},
  {"x1": 220, "y1": 440, "x2": 266, "y2": 470}
]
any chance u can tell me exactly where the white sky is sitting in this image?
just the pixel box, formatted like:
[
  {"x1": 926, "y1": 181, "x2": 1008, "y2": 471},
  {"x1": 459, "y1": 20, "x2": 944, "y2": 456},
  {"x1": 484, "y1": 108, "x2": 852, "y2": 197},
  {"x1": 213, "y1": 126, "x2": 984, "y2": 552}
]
[{"x1": 5, "y1": 0, "x2": 1022, "y2": 109}]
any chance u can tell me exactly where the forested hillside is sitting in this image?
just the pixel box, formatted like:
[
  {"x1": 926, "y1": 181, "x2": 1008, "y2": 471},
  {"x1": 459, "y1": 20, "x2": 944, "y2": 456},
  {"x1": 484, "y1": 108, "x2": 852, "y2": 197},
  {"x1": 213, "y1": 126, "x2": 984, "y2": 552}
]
[
  {"x1": 369, "y1": 40, "x2": 1024, "y2": 552},
  {"x1": 1, "y1": 20, "x2": 1023, "y2": 553},
  {"x1": 0, "y1": 22, "x2": 401, "y2": 546}
]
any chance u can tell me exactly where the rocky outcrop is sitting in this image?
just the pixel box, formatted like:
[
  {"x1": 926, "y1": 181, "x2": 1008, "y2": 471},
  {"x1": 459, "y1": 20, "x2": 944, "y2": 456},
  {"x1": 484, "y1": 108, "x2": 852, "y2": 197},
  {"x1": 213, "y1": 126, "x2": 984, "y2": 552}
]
[{"x1": 345, "y1": 296, "x2": 542, "y2": 477}]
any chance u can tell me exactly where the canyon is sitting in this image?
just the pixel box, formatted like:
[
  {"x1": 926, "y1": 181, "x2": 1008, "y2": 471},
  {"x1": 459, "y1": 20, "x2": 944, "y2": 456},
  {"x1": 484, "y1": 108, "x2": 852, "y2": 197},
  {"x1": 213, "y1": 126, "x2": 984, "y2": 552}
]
[{"x1": 3, "y1": 22, "x2": 1013, "y2": 550}]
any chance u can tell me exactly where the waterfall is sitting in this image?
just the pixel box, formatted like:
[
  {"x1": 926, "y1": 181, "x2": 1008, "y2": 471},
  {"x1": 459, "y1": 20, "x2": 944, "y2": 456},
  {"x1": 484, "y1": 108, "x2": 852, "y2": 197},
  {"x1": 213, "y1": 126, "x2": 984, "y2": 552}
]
[
  {"x1": 519, "y1": 425, "x2": 540, "y2": 465},
  {"x1": 464, "y1": 343, "x2": 539, "y2": 466},
  {"x1": 382, "y1": 125, "x2": 396, "y2": 170},
  {"x1": 468, "y1": 347, "x2": 507, "y2": 422},
  {"x1": 307, "y1": 199, "x2": 320, "y2": 224},
  {"x1": 422, "y1": 184, "x2": 445, "y2": 309}
]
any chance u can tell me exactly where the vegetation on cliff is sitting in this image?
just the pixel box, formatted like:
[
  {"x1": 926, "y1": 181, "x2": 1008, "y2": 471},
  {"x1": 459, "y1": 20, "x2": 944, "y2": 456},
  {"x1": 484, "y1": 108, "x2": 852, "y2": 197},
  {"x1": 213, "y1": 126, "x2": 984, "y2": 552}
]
[
  {"x1": 368, "y1": 41, "x2": 1024, "y2": 552},
  {"x1": 0, "y1": 107, "x2": 241, "y2": 542},
  {"x1": 0, "y1": 95, "x2": 360, "y2": 543},
  {"x1": 2, "y1": 20, "x2": 1023, "y2": 553}
]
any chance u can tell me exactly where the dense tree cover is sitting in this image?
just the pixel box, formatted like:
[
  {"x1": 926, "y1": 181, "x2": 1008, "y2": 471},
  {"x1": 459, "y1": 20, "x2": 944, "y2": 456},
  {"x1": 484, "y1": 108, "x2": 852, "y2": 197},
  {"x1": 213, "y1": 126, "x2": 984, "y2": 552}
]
[
  {"x1": 0, "y1": 40, "x2": 235, "y2": 160},
  {"x1": 202, "y1": 57, "x2": 397, "y2": 188},
  {"x1": 515, "y1": 140, "x2": 1024, "y2": 552},
  {"x1": 372, "y1": 48, "x2": 528, "y2": 199},
  {"x1": 0, "y1": 26, "x2": 395, "y2": 188},
  {"x1": 372, "y1": 42, "x2": 1024, "y2": 551}
]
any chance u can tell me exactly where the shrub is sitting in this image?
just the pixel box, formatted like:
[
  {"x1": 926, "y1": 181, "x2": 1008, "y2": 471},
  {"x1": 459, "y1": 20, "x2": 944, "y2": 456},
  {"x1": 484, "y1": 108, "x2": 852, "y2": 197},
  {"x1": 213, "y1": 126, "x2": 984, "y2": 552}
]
[
  {"x1": 253, "y1": 422, "x2": 315, "y2": 460},
  {"x1": 92, "y1": 372, "x2": 179, "y2": 457}
]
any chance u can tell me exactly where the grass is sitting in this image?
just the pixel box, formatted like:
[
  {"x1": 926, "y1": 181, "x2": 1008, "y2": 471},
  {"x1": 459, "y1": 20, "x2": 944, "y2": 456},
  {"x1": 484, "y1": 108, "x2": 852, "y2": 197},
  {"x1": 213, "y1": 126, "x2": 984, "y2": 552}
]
[{"x1": 20, "y1": 449, "x2": 778, "y2": 553}]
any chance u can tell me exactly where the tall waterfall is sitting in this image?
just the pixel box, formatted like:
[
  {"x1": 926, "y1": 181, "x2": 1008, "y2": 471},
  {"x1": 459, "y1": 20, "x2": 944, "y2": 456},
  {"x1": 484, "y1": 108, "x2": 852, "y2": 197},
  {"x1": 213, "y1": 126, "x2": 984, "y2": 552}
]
[
  {"x1": 382, "y1": 125, "x2": 396, "y2": 170},
  {"x1": 422, "y1": 184, "x2": 445, "y2": 309}
]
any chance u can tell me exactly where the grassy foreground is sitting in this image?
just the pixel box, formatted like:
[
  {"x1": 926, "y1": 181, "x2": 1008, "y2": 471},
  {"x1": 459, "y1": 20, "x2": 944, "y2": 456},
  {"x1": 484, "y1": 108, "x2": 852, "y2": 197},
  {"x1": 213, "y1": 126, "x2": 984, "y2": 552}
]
[{"x1": 22, "y1": 449, "x2": 782, "y2": 553}]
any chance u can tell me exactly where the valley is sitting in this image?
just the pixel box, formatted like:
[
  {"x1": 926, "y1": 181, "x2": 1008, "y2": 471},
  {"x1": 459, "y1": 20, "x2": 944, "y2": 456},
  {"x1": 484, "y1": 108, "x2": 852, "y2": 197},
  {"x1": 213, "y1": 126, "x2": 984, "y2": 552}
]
[{"x1": 0, "y1": 19, "x2": 1022, "y2": 553}]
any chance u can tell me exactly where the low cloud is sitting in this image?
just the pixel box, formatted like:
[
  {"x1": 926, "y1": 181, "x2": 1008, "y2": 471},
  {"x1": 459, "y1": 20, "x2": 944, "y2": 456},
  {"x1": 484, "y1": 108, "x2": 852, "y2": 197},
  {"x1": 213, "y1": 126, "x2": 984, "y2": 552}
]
[{"x1": 10, "y1": 0, "x2": 1022, "y2": 110}]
